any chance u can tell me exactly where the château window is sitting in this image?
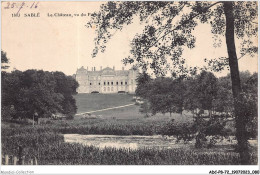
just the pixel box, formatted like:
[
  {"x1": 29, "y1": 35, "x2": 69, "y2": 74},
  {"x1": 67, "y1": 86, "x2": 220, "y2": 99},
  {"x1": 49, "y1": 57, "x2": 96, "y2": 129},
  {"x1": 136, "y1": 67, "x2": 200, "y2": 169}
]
[
  {"x1": 108, "y1": 82, "x2": 110, "y2": 85},
  {"x1": 108, "y1": 87, "x2": 110, "y2": 91},
  {"x1": 99, "y1": 82, "x2": 100, "y2": 85},
  {"x1": 104, "y1": 82, "x2": 106, "y2": 85},
  {"x1": 125, "y1": 82, "x2": 127, "y2": 85},
  {"x1": 104, "y1": 87, "x2": 106, "y2": 91},
  {"x1": 116, "y1": 82, "x2": 118, "y2": 85},
  {"x1": 121, "y1": 82, "x2": 123, "y2": 85},
  {"x1": 111, "y1": 82, "x2": 113, "y2": 85},
  {"x1": 90, "y1": 83, "x2": 92, "y2": 85}
]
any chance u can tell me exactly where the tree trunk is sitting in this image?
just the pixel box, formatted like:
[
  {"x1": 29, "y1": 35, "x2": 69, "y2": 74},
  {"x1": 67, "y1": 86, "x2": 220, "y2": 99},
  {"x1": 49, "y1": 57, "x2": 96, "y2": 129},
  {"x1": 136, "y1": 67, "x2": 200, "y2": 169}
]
[{"x1": 223, "y1": 2, "x2": 250, "y2": 164}]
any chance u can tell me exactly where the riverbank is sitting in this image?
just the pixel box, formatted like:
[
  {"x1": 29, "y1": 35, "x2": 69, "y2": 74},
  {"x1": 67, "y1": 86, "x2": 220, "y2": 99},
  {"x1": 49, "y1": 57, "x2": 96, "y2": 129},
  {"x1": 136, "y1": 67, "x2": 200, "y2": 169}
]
[{"x1": 1, "y1": 121, "x2": 258, "y2": 165}]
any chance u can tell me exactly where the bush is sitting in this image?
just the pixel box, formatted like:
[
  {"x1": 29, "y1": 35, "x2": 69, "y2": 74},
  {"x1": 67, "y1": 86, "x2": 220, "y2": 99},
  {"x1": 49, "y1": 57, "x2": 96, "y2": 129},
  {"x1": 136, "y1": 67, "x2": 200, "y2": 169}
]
[
  {"x1": 1, "y1": 106, "x2": 14, "y2": 121},
  {"x1": 161, "y1": 119, "x2": 196, "y2": 143},
  {"x1": 161, "y1": 116, "x2": 229, "y2": 148}
]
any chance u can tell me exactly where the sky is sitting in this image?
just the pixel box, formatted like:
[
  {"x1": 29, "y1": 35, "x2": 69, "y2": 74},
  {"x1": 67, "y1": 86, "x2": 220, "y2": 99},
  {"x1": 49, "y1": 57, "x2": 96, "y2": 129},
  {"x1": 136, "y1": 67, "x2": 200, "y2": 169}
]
[{"x1": 1, "y1": 1, "x2": 258, "y2": 77}]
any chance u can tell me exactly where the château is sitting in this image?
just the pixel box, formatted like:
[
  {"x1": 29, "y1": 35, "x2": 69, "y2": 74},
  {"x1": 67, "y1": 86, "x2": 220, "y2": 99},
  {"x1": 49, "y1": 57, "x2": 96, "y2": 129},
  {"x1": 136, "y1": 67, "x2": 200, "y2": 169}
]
[{"x1": 75, "y1": 66, "x2": 138, "y2": 94}]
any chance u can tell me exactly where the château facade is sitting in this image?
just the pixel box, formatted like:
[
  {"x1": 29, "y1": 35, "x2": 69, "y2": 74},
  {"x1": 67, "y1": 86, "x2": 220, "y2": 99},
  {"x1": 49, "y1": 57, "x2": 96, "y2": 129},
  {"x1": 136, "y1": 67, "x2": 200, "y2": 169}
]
[{"x1": 75, "y1": 66, "x2": 138, "y2": 94}]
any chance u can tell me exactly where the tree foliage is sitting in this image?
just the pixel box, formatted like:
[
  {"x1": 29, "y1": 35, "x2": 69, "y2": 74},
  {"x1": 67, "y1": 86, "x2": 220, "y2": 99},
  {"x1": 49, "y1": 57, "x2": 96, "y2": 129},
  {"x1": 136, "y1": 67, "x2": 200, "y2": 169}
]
[
  {"x1": 148, "y1": 77, "x2": 176, "y2": 116},
  {"x1": 1, "y1": 69, "x2": 79, "y2": 121},
  {"x1": 1, "y1": 50, "x2": 9, "y2": 70},
  {"x1": 195, "y1": 71, "x2": 218, "y2": 112},
  {"x1": 88, "y1": 1, "x2": 257, "y2": 76},
  {"x1": 136, "y1": 71, "x2": 257, "y2": 141},
  {"x1": 136, "y1": 75, "x2": 186, "y2": 117},
  {"x1": 135, "y1": 72, "x2": 152, "y2": 99}
]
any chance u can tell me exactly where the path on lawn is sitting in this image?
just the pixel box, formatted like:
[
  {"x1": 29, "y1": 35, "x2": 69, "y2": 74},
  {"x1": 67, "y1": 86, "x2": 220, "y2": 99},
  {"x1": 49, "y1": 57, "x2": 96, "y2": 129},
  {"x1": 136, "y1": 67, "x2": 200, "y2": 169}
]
[{"x1": 75, "y1": 103, "x2": 136, "y2": 116}]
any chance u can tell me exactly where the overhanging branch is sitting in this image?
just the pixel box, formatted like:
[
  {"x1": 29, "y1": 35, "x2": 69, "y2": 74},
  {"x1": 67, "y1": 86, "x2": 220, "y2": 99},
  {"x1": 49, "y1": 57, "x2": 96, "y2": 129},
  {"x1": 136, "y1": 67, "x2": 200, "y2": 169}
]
[{"x1": 144, "y1": 1, "x2": 222, "y2": 52}]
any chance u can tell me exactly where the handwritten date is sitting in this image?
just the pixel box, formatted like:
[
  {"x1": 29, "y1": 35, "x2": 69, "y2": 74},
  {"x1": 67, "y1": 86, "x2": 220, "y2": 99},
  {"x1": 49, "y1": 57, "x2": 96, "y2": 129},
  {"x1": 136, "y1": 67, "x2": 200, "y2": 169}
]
[{"x1": 4, "y1": 2, "x2": 39, "y2": 14}]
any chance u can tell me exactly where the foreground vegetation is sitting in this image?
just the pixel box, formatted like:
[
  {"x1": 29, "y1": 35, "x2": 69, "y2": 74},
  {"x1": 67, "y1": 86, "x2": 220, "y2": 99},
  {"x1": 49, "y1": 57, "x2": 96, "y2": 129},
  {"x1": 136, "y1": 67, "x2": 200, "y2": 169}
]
[
  {"x1": 2, "y1": 118, "x2": 170, "y2": 136},
  {"x1": 2, "y1": 117, "x2": 258, "y2": 165},
  {"x1": 36, "y1": 145, "x2": 257, "y2": 165},
  {"x1": 2, "y1": 123, "x2": 257, "y2": 165}
]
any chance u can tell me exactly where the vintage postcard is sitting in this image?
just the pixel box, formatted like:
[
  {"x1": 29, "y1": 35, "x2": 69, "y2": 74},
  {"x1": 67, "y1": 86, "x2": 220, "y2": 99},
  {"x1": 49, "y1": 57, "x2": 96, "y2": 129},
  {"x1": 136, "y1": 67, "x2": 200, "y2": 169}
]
[{"x1": 1, "y1": 1, "x2": 259, "y2": 174}]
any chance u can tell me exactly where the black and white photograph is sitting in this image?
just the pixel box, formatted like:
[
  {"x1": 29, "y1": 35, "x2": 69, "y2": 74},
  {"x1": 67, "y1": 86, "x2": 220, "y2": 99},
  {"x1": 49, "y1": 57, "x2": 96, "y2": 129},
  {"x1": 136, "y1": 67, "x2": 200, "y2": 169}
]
[{"x1": 1, "y1": 1, "x2": 259, "y2": 174}]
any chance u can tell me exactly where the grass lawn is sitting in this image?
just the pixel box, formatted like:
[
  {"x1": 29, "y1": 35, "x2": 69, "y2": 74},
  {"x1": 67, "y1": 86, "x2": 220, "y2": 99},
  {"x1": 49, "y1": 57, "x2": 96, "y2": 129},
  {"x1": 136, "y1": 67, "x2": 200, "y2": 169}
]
[
  {"x1": 74, "y1": 93, "x2": 135, "y2": 113},
  {"x1": 74, "y1": 93, "x2": 194, "y2": 121},
  {"x1": 2, "y1": 93, "x2": 195, "y2": 136}
]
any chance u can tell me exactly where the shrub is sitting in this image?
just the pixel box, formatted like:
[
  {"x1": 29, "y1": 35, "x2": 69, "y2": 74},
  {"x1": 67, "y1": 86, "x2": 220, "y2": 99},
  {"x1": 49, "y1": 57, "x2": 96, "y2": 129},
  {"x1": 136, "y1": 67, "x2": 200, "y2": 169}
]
[
  {"x1": 161, "y1": 116, "x2": 229, "y2": 148},
  {"x1": 161, "y1": 119, "x2": 196, "y2": 143}
]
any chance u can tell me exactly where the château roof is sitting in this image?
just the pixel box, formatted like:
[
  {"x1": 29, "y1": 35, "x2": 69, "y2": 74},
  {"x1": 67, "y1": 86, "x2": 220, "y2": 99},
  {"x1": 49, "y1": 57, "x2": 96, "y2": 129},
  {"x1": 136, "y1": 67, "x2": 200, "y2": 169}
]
[
  {"x1": 78, "y1": 66, "x2": 86, "y2": 70},
  {"x1": 76, "y1": 66, "x2": 136, "y2": 77},
  {"x1": 102, "y1": 67, "x2": 113, "y2": 71},
  {"x1": 115, "y1": 70, "x2": 128, "y2": 76},
  {"x1": 101, "y1": 67, "x2": 115, "y2": 75},
  {"x1": 88, "y1": 71, "x2": 101, "y2": 76}
]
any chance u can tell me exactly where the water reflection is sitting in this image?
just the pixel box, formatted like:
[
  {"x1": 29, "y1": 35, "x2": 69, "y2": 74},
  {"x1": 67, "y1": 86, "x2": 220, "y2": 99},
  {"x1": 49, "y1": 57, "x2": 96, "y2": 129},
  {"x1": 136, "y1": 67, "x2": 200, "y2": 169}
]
[
  {"x1": 64, "y1": 134, "x2": 257, "y2": 150},
  {"x1": 64, "y1": 134, "x2": 179, "y2": 150}
]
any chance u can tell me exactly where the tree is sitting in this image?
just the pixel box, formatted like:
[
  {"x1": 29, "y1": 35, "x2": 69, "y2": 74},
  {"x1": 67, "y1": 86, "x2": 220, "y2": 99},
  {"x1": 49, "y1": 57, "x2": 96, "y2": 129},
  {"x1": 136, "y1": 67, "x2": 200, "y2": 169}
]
[
  {"x1": 53, "y1": 71, "x2": 79, "y2": 118},
  {"x1": 149, "y1": 77, "x2": 177, "y2": 116},
  {"x1": 135, "y1": 72, "x2": 152, "y2": 99},
  {"x1": 1, "y1": 50, "x2": 11, "y2": 120},
  {"x1": 139, "y1": 99, "x2": 151, "y2": 118},
  {"x1": 183, "y1": 77, "x2": 201, "y2": 115},
  {"x1": 215, "y1": 72, "x2": 258, "y2": 138},
  {"x1": 195, "y1": 71, "x2": 218, "y2": 117},
  {"x1": 183, "y1": 71, "x2": 218, "y2": 117},
  {"x1": 1, "y1": 70, "x2": 23, "y2": 120},
  {"x1": 135, "y1": 73, "x2": 153, "y2": 117},
  {"x1": 213, "y1": 71, "x2": 258, "y2": 116},
  {"x1": 88, "y1": 1, "x2": 258, "y2": 164},
  {"x1": 1, "y1": 50, "x2": 9, "y2": 71},
  {"x1": 171, "y1": 78, "x2": 186, "y2": 115},
  {"x1": 1, "y1": 69, "x2": 79, "y2": 121},
  {"x1": 213, "y1": 76, "x2": 233, "y2": 115},
  {"x1": 136, "y1": 76, "x2": 185, "y2": 117},
  {"x1": 15, "y1": 70, "x2": 64, "y2": 119},
  {"x1": 240, "y1": 72, "x2": 257, "y2": 139}
]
